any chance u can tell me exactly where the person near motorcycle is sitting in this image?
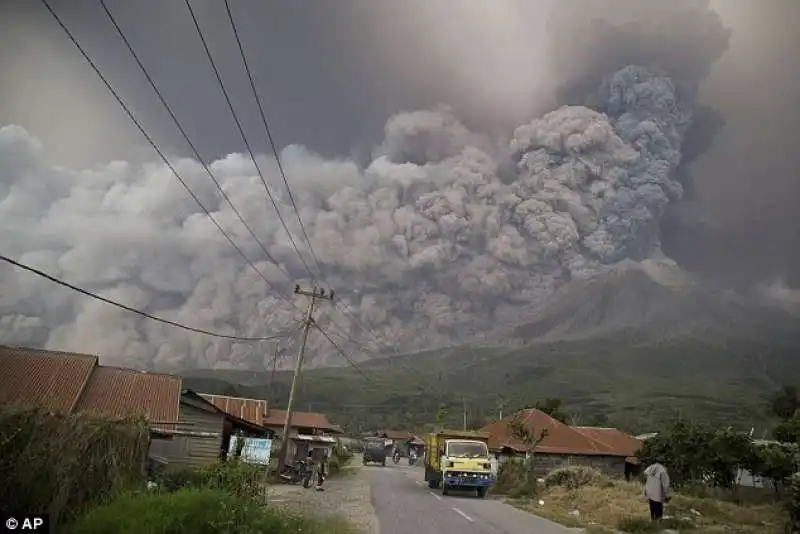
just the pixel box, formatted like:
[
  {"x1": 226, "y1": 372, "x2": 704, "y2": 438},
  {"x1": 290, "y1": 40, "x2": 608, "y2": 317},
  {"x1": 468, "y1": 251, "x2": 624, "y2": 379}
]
[
  {"x1": 392, "y1": 446, "x2": 401, "y2": 463},
  {"x1": 310, "y1": 446, "x2": 328, "y2": 491}
]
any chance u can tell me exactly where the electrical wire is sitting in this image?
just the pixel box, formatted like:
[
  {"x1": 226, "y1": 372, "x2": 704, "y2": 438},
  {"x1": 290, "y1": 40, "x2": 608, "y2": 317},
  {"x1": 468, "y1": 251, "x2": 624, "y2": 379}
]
[
  {"x1": 223, "y1": 0, "x2": 326, "y2": 283},
  {"x1": 183, "y1": 0, "x2": 318, "y2": 282},
  {"x1": 37, "y1": 0, "x2": 304, "y2": 321},
  {"x1": 0, "y1": 254, "x2": 294, "y2": 342},
  {"x1": 221, "y1": 1, "x2": 398, "y2": 357},
  {"x1": 312, "y1": 322, "x2": 380, "y2": 388},
  {"x1": 97, "y1": 0, "x2": 283, "y2": 270}
]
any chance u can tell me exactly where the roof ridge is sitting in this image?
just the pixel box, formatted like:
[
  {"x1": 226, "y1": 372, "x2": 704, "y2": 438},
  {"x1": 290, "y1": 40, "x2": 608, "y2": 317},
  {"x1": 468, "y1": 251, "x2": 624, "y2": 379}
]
[
  {"x1": 68, "y1": 355, "x2": 99, "y2": 413},
  {"x1": 95, "y1": 365, "x2": 180, "y2": 379}
]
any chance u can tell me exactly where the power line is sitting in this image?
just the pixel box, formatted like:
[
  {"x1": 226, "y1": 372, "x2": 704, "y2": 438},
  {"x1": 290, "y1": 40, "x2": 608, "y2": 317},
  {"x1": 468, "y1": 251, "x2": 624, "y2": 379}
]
[
  {"x1": 0, "y1": 254, "x2": 294, "y2": 342},
  {"x1": 97, "y1": 0, "x2": 283, "y2": 270},
  {"x1": 223, "y1": 0, "x2": 326, "y2": 282},
  {"x1": 38, "y1": 0, "x2": 303, "y2": 322},
  {"x1": 183, "y1": 0, "x2": 318, "y2": 282},
  {"x1": 313, "y1": 323, "x2": 380, "y2": 388},
  {"x1": 221, "y1": 3, "x2": 396, "y2": 354}
]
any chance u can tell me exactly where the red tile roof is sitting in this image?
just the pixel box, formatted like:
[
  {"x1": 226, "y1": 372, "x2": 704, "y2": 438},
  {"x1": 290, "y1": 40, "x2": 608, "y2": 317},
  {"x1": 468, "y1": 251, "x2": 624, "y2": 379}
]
[
  {"x1": 263, "y1": 409, "x2": 344, "y2": 434},
  {"x1": 74, "y1": 366, "x2": 182, "y2": 433},
  {"x1": 0, "y1": 345, "x2": 97, "y2": 413},
  {"x1": 572, "y1": 426, "x2": 643, "y2": 457},
  {"x1": 481, "y1": 409, "x2": 631, "y2": 457},
  {"x1": 198, "y1": 393, "x2": 268, "y2": 427}
]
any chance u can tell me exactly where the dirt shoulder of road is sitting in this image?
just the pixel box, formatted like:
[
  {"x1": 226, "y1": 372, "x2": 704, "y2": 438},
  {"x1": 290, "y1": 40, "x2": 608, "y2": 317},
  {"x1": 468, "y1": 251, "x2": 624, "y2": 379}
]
[{"x1": 266, "y1": 456, "x2": 379, "y2": 534}]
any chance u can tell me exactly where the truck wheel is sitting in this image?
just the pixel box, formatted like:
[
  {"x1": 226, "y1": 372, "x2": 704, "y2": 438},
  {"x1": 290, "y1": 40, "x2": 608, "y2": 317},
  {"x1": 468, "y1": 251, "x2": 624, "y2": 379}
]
[{"x1": 477, "y1": 487, "x2": 487, "y2": 499}]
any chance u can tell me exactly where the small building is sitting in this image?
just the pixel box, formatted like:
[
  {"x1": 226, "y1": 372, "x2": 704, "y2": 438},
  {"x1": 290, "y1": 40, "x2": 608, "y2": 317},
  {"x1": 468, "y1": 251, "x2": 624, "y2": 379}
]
[
  {"x1": 481, "y1": 409, "x2": 643, "y2": 478},
  {"x1": 199, "y1": 393, "x2": 343, "y2": 462},
  {"x1": 149, "y1": 391, "x2": 272, "y2": 469},
  {"x1": 0, "y1": 345, "x2": 182, "y2": 433}
]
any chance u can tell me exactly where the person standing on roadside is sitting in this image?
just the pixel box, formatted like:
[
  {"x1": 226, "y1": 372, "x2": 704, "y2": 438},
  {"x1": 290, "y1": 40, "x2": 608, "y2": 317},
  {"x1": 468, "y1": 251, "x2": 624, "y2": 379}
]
[
  {"x1": 644, "y1": 457, "x2": 671, "y2": 522},
  {"x1": 310, "y1": 446, "x2": 328, "y2": 491}
]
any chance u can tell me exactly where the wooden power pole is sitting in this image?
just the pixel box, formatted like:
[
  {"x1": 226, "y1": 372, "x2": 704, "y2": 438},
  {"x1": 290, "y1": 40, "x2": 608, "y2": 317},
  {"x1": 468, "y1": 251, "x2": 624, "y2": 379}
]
[{"x1": 277, "y1": 285, "x2": 334, "y2": 470}]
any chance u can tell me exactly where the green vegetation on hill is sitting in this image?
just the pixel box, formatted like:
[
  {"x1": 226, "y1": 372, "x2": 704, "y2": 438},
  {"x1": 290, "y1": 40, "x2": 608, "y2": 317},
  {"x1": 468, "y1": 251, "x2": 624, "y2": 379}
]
[{"x1": 184, "y1": 325, "x2": 800, "y2": 435}]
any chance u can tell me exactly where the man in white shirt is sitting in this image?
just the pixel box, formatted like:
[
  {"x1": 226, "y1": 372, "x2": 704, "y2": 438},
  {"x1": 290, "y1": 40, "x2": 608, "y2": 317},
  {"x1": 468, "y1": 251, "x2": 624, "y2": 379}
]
[{"x1": 643, "y1": 458, "x2": 671, "y2": 522}]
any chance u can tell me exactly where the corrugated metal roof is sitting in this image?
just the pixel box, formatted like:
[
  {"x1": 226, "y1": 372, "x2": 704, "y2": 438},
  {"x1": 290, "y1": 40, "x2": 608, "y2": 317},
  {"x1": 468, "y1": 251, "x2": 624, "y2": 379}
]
[
  {"x1": 199, "y1": 393, "x2": 267, "y2": 426},
  {"x1": 0, "y1": 345, "x2": 97, "y2": 413},
  {"x1": 74, "y1": 366, "x2": 182, "y2": 433},
  {"x1": 572, "y1": 426, "x2": 643, "y2": 457},
  {"x1": 263, "y1": 409, "x2": 344, "y2": 434},
  {"x1": 481, "y1": 409, "x2": 624, "y2": 456}
]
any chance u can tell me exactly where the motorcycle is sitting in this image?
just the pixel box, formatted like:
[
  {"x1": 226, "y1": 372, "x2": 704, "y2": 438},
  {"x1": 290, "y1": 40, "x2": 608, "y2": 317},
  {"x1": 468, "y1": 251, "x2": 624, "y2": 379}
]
[
  {"x1": 279, "y1": 459, "x2": 313, "y2": 487},
  {"x1": 392, "y1": 452, "x2": 400, "y2": 464},
  {"x1": 408, "y1": 454, "x2": 417, "y2": 466}
]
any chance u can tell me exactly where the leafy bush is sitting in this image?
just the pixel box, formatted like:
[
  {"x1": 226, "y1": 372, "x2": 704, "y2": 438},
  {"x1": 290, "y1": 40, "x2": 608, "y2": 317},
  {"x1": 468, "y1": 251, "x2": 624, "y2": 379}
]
[
  {"x1": 155, "y1": 459, "x2": 265, "y2": 501},
  {"x1": 68, "y1": 488, "x2": 312, "y2": 534},
  {"x1": 544, "y1": 466, "x2": 609, "y2": 490},
  {"x1": 0, "y1": 407, "x2": 148, "y2": 526},
  {"x1": 785, "y1": 473, "x2": 800, "y2": 533},
  {"x1": 493, "y1": 458, "x2": 527, "y2": 494},
  {"x1": 638, "y1": 420, "x2": 756, "y2": 489}
]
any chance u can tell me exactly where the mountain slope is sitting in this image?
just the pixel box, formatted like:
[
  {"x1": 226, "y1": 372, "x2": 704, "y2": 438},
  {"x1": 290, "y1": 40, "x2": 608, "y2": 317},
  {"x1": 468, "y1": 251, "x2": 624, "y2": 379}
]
[
  {"x1": 183, "y1": 260, "x2": 800, "y2": 434},
  {"x1": 508, "y1": 259, "x2": 799, "y2": 343}
]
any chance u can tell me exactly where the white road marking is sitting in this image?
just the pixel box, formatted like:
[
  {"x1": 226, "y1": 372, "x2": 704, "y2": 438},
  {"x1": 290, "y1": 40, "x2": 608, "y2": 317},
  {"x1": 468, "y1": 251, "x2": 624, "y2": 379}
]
[
  {"x1": 429, "y1": 491, "x2": 442, "y2": 500},
  {"x1": 452, "y1": 507, "x2": 474, "y2": 522}
]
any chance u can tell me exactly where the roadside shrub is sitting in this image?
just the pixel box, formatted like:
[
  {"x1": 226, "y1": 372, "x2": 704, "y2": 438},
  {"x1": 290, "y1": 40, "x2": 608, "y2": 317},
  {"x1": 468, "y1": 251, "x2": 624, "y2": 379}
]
[
  {"x1": 544, "y1": 466, "x2": 609, "y2": 490},
  {"x1": 333, "y1": 441, "x2": 354, "y2": 466},
  {"x1": 155, "y1": 459, "x2": 264, "y2": 501},
  {"x1": 0, "y1": 407, "x2": 148, "y2": 526},
  {"x1": 69, "y1": 488, "x2": 288, "y2": 534},
  {"x1": 493, "y1": 458, "x2": 527, "y2": 494},
  {"x1": 785, "y1": 473, "x2": 800, "y2": 532}
]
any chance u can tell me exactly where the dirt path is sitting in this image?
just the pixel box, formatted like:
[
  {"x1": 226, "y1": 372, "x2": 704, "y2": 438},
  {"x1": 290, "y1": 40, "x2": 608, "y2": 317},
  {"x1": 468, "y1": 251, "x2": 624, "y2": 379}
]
[{"x1": 267, "y1": 455, "x2": 379, "y2": 534}]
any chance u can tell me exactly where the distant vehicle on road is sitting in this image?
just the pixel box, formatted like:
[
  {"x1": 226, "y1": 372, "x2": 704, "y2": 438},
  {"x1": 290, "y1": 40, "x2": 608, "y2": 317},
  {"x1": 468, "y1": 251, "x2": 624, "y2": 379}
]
[
  {"x1": 363, "y1": 438, "x2": 387, "y2": 466},
  {"x1": 424, "y1": 430, "x2": 494, "y2": 498}
]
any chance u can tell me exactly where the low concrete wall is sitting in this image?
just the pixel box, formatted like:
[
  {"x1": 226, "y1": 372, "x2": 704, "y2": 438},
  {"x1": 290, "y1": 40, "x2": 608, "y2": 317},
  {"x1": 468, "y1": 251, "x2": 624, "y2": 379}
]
[{"x1": 534, "y1": 453, "x2": 626, "y2": 477}]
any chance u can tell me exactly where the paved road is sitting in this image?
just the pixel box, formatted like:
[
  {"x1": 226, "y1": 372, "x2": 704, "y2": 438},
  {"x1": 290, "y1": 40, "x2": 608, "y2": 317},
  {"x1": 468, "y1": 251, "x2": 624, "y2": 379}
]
[{"x1": 369, "y1": 462, "x2": 579, "y2": 534}]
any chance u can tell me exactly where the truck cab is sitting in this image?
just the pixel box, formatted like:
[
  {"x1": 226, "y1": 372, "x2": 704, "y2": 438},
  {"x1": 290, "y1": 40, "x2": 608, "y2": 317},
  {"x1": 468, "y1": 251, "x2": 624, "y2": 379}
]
[{"x1": 424, "y1": 430, "x2": 494, "y2": 498}]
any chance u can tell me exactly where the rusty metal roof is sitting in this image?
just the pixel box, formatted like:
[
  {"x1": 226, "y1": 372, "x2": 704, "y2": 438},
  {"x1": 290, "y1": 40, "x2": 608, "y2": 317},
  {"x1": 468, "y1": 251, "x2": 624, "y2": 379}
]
[
  {"x1": 572, "y1": 426, "x2": 643, "y2": 457},
  {"x1": 0, "y1": 345, "x2": 97, "y2": 413},
  {"x1": 481, "y1": 409, "x2": 625, "y2": 456},
  {"x1": 74, "y1": 366, "x2": 182, "y2": 433},
  {"x1": 199, "y1": 393, "x2": 267, "y2": 426},
  {"x1": 263, "y1": 409, "x2": 344, "y2": 434}
]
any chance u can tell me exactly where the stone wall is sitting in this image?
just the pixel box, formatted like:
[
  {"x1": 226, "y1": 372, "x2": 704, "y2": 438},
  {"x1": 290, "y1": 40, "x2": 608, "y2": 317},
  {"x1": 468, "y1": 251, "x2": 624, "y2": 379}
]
[{"x1": 534, "y1": 453, "x2": 627, "y2": 477}]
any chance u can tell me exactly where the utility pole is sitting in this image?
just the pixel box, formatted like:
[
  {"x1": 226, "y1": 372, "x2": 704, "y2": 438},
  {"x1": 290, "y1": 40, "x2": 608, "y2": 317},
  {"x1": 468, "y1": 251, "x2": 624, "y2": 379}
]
[
  {"x1": 462, "y1": 397, "x2": 467, "y2": 431},
  {"x1": 277, "y1": 285, "x2": 334, "y2": 470}
]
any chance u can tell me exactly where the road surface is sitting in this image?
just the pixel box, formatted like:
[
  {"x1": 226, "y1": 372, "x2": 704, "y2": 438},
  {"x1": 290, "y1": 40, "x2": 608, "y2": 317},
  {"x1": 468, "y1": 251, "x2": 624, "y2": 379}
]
[{"x1": 369, "y1": 462, "x2": 579, "y2": 534}]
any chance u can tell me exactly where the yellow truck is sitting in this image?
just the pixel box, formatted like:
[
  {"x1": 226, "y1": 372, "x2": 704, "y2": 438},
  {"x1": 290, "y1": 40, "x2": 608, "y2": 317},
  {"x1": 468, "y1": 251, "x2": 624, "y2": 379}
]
[{"x1": 424, "y1": 430, "x2": 494, "y2": 498}]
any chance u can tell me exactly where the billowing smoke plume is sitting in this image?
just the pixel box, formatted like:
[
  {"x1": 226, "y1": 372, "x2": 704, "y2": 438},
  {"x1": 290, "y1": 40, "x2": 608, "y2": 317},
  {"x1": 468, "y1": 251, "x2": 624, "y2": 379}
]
[{"x1": 0, "y1": 1, "x2": 731, "y2": 370}]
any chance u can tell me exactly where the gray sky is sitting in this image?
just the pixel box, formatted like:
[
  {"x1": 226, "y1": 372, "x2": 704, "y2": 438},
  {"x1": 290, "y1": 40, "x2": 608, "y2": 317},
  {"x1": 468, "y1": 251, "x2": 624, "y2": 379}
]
[
  {"x1": 2, "y1": 0, "x2": 797, "y2": 285},
  {"x1": 0, "y1": 0, "x2": 798, "y2": 370}
]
